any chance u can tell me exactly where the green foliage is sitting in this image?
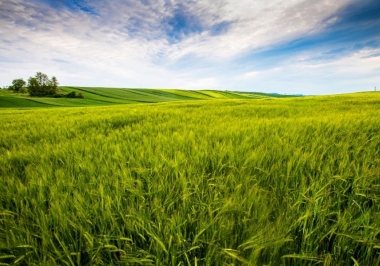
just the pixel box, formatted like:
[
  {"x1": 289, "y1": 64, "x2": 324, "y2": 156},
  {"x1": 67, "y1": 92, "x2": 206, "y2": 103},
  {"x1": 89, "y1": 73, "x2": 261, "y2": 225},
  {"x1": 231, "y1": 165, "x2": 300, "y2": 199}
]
[
  {"x1": 65, "y1": 91, "x2": 84, "y2": 98},
  {"x1": 27, "y1": 72, "x2": 59, "y2": 96},
  {"x1": 66, "y1": 91, "x2": 76, "y2": 98},
  {"x1": 8, "y1": 78, "x2": 26, "y2": 92},
  {"x1": 51, "y1": 76, "x2": 59, "y2": 92},
  {"x1": 0, "y1": 93, "x2": 379, "y2": 265},
  {"x1": 27, "y1": 77, "x2": 41, "y2": 96}
]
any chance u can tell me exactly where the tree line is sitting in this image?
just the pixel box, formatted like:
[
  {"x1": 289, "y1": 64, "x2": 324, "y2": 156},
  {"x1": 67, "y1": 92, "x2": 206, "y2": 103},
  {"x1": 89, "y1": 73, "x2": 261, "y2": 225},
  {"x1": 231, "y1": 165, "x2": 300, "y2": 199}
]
[{"x1": 6, "y1": 72, "x2": 83, "y2": 98}]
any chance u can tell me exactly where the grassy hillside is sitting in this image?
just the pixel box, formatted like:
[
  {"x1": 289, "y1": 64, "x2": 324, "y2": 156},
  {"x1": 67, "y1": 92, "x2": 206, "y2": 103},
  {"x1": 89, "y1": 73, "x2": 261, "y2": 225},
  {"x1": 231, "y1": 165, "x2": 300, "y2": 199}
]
[
  {"x1": 0, "y1": 87, "x2": 292, "y2": 108},
  {"x1": 0, "y1": 92, "x2": 379, "y2": 265}
]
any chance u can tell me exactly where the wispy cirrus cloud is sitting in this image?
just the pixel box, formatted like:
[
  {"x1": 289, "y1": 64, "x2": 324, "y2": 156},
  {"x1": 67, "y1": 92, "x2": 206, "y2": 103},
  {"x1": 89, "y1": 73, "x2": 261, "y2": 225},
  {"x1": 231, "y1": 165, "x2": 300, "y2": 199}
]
[{"x1": 0, "y1": 0, "x2": 379, "y2": 93}]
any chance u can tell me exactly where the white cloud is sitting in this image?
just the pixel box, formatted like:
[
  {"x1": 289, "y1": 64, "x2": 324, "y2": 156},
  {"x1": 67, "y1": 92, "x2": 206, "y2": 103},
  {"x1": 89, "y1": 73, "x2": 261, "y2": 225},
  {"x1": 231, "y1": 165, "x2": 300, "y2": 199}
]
[
  {"x1": 228, "y1": 48, "x2": 380, "y2": 95},
  {"x1": 236, "y1": 71, "x2": 261, "y2": 80},
  {"x1": 0, "y1": 0, "x2": 378, "y2": 94}
]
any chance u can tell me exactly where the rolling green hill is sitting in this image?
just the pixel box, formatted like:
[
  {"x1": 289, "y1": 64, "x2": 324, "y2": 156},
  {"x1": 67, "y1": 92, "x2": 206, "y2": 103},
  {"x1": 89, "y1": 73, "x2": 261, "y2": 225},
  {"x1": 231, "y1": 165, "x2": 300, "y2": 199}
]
[{"x1": 0, "y1": 87, "x2": 296, "y2": 108}]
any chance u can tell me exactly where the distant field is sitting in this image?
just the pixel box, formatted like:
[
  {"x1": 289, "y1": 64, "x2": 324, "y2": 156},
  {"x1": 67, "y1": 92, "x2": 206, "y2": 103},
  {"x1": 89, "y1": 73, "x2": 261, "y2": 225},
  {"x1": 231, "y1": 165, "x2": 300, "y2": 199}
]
[
  {"x1": 0, "y1": 87, "x2": 294, "y2": 108},
  {"x1": 0, "y1": 92, "x2": 379, "y2": 265}
]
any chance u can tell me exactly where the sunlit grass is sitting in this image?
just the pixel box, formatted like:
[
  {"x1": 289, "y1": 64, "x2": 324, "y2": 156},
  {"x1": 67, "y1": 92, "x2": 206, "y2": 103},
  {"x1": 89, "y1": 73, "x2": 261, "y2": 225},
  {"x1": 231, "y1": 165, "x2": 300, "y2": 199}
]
[
  {"x1": 0, "y1": 87, "x2": 284, "y2": 108},
  {"x1": 0, "y1": 92, "x2": 379, "y2": 265}
]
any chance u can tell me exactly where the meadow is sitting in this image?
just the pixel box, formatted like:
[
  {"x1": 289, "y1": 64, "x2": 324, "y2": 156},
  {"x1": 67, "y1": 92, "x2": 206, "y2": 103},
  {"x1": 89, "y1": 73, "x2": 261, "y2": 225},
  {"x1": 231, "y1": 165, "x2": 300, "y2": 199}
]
[
  {"x1": 0, "y1": 87, "x2": 282, "y2": 108},
  {"x1": 0, "y1": 91, "x2": 380, "y2": 265}
]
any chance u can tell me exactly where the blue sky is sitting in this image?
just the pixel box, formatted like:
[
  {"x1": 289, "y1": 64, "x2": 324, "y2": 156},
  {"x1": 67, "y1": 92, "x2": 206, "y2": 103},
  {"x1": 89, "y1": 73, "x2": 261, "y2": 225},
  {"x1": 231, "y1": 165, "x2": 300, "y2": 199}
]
[{"x1": 0, "y1": 0, "x2": 379, "y2": 94}]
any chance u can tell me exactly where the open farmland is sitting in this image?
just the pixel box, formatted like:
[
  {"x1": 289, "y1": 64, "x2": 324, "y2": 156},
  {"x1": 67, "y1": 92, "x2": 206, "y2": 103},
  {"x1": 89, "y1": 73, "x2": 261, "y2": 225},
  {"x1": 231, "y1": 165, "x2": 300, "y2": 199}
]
[
  {"x1": 0, "y1": 87, "x2": 287, "y2": 108},
  {"x1": 0, "y1": 92, "x2": 380, "y2": 265}
]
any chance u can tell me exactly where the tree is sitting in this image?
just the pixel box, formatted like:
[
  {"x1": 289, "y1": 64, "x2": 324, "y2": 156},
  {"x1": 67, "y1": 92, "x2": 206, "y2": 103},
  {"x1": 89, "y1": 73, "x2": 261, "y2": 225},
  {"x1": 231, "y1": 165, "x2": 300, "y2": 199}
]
[
  {"x1": 9, "y1": 78, "x2": 26, "y2": 92},
  {"x1": 27, "y1": 72, "x2": 59, "y2": 96},
  {"x1": 27, "y1": 77, "x2": 41, "y2": 96},
  {"x1": 51, "y1": 76, "x2": 59, "y2": 92},
  {"x1": 35, "y1": 72, "x2": 50, "y2": 87}
]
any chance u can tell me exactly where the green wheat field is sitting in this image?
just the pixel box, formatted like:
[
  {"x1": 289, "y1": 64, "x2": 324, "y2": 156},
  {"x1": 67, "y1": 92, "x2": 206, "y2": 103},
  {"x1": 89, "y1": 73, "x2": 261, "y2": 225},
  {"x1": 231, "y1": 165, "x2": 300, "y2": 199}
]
[{"x1": 1, "y1": 88, "x2": 380, "y2": 265}]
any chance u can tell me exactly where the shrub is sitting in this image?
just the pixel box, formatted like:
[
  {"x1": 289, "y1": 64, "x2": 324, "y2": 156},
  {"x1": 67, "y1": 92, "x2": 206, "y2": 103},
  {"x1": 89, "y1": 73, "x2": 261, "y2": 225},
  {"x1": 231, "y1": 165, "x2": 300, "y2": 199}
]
[
  {"x1": 66, "y1": 91, "x2": 77, "y2": 98},
  {"x1": 65, "y1": 92, "x2": 84, "y2": 98}
]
